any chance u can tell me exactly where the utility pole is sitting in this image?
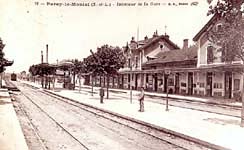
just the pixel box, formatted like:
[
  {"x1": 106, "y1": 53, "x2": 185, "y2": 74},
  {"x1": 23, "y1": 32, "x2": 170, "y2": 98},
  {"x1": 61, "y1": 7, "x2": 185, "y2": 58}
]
[
  {"x1": 41, "y1": 50, "x2": 44, "y2": 87},
  {"x1": 90, "y1": 49, "x2": 97, "y2": 97},
  {"x1": 41, "y1": 50, "x2": 43, "y2": 64},
  {"x1": 129, "y1": 46, "x2": 133, "y2": 104},
  {"x1": 46, "y1": 44, "x2": 48, "y2": 63},
  {"x1": 130, "y1": 64, "x2": 132, "y2": 104},
  {"x1": 165, "y1": 68, "x2": 170, "y2": 111}
]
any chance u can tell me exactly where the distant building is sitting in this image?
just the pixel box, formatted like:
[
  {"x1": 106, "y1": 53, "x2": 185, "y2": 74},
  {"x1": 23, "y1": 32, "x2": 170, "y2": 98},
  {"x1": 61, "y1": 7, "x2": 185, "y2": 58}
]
[
  {"x1": 118, "y1": 31, "x2": 180, "y2": 90},
  {"x1": 142, "y1": 43, "x2": 197, "y2": 94},
  {"x1": 86, "y1": 14, "x2": 244, "y2": 100}
]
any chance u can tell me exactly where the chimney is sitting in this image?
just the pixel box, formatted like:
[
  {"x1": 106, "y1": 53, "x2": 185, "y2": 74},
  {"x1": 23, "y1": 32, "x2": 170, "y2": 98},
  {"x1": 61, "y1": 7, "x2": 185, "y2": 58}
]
[
  {"x1": 131, "y1": 37, "x2": 135, "y2": 43},
  {"x1": 46, "y1": 44, "x2": 48, "y2": 63},
  {"x1": 153, "y1": 30, "x2": 158, "y2": 37},
  {"x1": 41, "y1": 50, "x2": 43, "y2": 63},
  {"x1": 165, "y1": 34, "x2": 170, "y2": 39},
  {"x1": 144, "y1": 36, "x2": 148, "y2": 40},
  {"x1": 183, "y1": 39, "x2": 188, "y2": 49}
]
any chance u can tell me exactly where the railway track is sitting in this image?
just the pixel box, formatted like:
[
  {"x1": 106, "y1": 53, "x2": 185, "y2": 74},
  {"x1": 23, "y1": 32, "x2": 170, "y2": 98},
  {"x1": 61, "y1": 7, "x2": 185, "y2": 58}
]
[
  {"x1": 6, "y1": 81, "x2": 90, "y2": 150},
  {"x1": 20, "y1": 82, "x2": 228, "y2": 150},
  {"x1": 12, "y1": 98, "x2": 49, "y2": 150},
  {"x1": 7, "y1": 81, "x2": 229, "y2": 150},
  {"x1": 21, "y1": 92, "x2": 90, "y2": 150},
  {"x1": 17, "y1": 83, "x2": 189, "y2": 150}
]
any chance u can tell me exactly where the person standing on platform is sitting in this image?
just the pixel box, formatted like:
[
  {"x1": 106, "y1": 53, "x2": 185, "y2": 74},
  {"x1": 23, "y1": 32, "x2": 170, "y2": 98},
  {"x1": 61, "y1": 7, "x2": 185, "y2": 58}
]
[{"x1": 138, "y1": 87, "x2": 145, "y2": 112}]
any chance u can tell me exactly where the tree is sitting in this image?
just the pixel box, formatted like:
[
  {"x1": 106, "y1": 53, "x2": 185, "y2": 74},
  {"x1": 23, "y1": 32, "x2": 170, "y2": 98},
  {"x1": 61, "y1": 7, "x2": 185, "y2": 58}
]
[
  {"x1": 70, "y1": 59, "x2": 86, "y2": 91},
  {"x1": 207, "y1": 0, "x2": 244, "y2": 126},
  {"x1": 29, "y1": 65, "x2": 37, "y2": 82},
  {"x1": 207, "y1": 0, "x2": 244, "y2": 61},
  {"x1": 75, "y1": 61, "x2": 87, "y2": 92},
  {"x1": 0, "y1": 38, "x2": 13, "y2": 86},
  {"x1": 93, "y1": 45, "x2": 126, "y2": 99},
  {"x1": 83, "y1": 53, "x2": 100, "y2": 96},
  {"x1": 29, "y1": 63, "x2": 56, "y2": 89}
]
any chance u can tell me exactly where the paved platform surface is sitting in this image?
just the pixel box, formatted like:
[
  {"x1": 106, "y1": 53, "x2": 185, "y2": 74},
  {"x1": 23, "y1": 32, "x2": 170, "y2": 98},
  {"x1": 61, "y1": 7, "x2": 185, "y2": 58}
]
[
  {"x1": 22, "y1": 80, "x2": 244, "y2": 150},
  {"x1": 0, "y1": 88, "x2": 28, "y2": 150},
  {"x1": 80, "y1": 84, "x2": 242, "y2": 107}
]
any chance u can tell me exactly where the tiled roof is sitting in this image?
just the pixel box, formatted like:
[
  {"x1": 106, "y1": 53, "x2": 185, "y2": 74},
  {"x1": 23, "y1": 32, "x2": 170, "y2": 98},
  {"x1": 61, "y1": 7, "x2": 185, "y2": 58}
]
[
  {"x1": 138, "y1": 35, "x2": 179, "y2": 50},
  {"x1": 138, "y1": 37, "x2": 153, "y2": 44},
  {"x1": 127, "y1": 34, "x2": 179, "y2": 51},
  {"x1": 144, "y1": 45, "x2": 198, "y2": 65}
]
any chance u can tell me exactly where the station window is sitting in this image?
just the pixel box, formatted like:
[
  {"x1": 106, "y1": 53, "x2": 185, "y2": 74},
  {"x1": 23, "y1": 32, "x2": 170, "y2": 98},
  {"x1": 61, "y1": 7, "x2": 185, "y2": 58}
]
[
  {"x1": 234, "y1": 79, "x2": 240, "y2": 91},
  {"x1": 181, "y1": 82, "x2": 186, "y2": 87},
  {"x1": 160, "y1": 44, "x2": 164, "y2": 50},
  {"x1": 216, "y1": 24, "x2": 223, "y2": 32},
  {"x1": 214, "y1": 83, "x2": 223, "y2": 89},
  {"x1": 199, "y1": 82, "x2": 205, "y2": 88},
  {"x1": 207, "y1": 45, "x2": 214, "y2": 64},
  {"x1": 168, "y1": 78, "x2": 174, "y2": 86}
]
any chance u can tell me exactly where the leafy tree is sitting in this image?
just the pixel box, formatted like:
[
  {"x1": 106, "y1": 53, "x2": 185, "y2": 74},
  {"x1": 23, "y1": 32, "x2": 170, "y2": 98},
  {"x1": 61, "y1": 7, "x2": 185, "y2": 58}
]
[
  {"x1": 207, "y1": 0, "x2": 244, "y2": 62},
  {"x1": 207, "y1": 0, "x2": 244, "y2": 126},
  {"x1": 29, "y1": 63, "x2": 56, "y2": 89},
  {"x1": 0, "y1": 39, "x2": 6, "y2": 74},
  {"x1": 29, "y1": 65, "x2": 37, "y2": 82},
  {"x1": 70, "y1": 59, "x2": 86, "y2": 91},
  {"x1": 83, "y1": 54, "x2": 99, "y2": 95},
  {"x1": 0, "y1": 38, "x2": 13, "y2": 86},
  {"x1": 74, "y1": 60, "x2": 87, "y2": 92},
  {"x1": 90, "y1": 45, "x2": 126, "y2": 99}
]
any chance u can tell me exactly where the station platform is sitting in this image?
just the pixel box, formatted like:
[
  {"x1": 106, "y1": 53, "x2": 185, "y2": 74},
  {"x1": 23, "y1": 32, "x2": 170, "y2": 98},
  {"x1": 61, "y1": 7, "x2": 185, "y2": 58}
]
[{"x1": 0, "y1": 88, "x2": 28, "y2": 150}]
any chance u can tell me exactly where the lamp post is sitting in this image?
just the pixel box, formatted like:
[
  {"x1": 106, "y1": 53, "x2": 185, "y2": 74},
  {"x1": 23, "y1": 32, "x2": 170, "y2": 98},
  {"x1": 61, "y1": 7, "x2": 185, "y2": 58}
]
[
  {"x1": 165, "y1": 68, "x2": 170, "y2": 111},
  {"x1": 125, "y1": 42, "x2": 133, "y2": 104},
  {"x1": 90, "y1": 49, "x2": 96, "y2": 97},
  {"x1": 130, "y1": 64, "x2": 132, "y2": 103},
  {"x1": 128, "y1": 45, "x2": 133, "y2": 104}
]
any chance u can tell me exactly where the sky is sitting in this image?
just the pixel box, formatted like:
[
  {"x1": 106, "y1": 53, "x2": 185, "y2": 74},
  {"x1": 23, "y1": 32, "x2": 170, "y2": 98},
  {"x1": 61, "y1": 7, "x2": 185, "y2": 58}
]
[{"x1": 0, "y1": 0, "x2": 212, "y2": 73}]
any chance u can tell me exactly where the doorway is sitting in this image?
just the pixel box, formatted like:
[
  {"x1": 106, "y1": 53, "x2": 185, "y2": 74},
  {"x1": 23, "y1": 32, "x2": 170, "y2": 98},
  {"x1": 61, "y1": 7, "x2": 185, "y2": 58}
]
[
  {"x1": 206, "y1": 72, "x2": 213, "y2": 97},
  {"x1": 225, "y1": 72, "x2": 232, "y2": 99},
  {"x1": 154, "y1": 73, "x2": 158, "y2": 92},
  {"x1": 188, "y1": 72, "x2": 193, "y2": 95},
  {"x1": 135, "y1": 74, "x2": 138, "y2": 90},
  {"x1": 175, "y1": 73, "x2": 180, "y2": 94},
  {"x1": 164, "y1": 75, "x2": 168, "y2": 93}
]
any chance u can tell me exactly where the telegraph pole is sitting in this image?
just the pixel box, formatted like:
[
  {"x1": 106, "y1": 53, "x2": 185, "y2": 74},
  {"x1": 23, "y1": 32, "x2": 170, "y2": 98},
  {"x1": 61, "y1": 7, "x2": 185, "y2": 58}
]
[
  {"x1": 41, "y1": 50, "x2": 43, "y2": 64},
  {"x1": 46, "y1": 44, "x2": 48, "y2": 63}
]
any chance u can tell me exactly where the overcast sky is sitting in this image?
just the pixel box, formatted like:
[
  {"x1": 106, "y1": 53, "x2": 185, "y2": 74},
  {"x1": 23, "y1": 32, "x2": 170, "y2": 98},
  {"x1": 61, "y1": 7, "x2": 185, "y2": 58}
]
[{"x1": 0, "y1": 0, "x2": 212, "y2": 73}]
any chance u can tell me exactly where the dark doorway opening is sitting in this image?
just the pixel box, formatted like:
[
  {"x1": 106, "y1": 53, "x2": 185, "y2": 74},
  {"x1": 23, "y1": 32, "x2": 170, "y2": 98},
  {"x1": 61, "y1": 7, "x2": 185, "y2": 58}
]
[
  {"x1": 206, "y1": 72, "x2": 213, "y2": 97},
  {"x1": 225, "y1": 72, "x2": 232, "y2": 99},
  {"x1": 164, "y1": 75, "x2": 168, "y2": 93},
  {"x1": 154, "y1": 74, "x2": 158, "y2": 92},
  {"x1": 175, "y1": 73, "x2": 180, "y2": 94},
  {"x1": 188, "y1": 72, "x2": 193, "y2": 95}
]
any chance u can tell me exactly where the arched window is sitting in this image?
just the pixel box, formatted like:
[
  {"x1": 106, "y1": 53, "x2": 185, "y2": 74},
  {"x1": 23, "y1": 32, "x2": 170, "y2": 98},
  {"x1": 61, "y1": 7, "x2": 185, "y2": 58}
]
[
  {"x1": 207, "y1": 45, "x2": 214, "y2": 64},
  {"x1": 216, "y1": 24, "x2": 223, "y2": 32},
  {"x1": 160, "y1": 44, "x2": 164, "y2": 50}
]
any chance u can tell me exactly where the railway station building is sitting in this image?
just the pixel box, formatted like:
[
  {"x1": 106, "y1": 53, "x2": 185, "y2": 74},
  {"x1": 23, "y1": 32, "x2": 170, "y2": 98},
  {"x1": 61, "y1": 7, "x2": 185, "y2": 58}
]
[{"x1": 86, "y1": 15, "x2": 244, "y2": 100}]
